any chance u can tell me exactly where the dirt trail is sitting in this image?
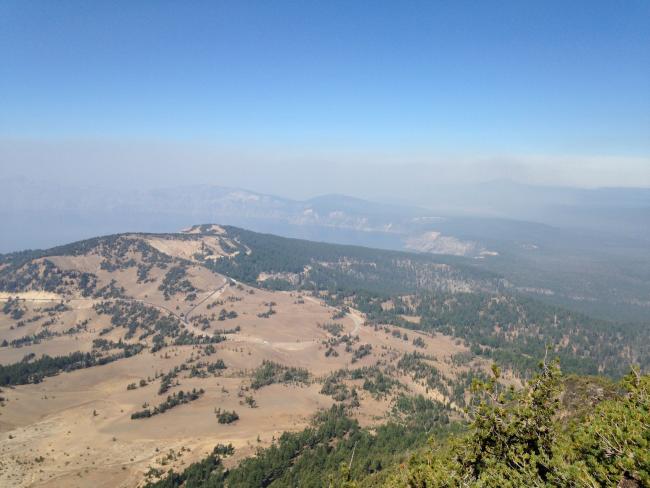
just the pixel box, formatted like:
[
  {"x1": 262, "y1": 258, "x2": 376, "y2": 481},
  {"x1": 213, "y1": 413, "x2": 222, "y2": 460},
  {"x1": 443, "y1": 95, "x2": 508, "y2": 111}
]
[
  {"x1": 302, "y1": 294, "x2": 365, "y2": 336},
  {"x1": 349, "y1": 311, "x2": 364, "y2": 335},
  {"x1": 183, "y1": 280, "x2": 229, "y2": 335}
]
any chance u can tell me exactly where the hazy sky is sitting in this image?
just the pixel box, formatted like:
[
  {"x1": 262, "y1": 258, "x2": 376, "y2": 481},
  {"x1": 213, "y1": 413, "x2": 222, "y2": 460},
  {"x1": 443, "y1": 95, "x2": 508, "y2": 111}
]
[{"x1": 1, "y1": 1, "x2": 649, "y2": 193}]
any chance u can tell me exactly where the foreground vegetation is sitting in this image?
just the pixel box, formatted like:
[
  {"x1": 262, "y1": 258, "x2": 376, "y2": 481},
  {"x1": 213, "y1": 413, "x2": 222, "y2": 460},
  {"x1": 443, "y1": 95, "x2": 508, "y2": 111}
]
[
  {"x1": 389, "y1": 362, "x2": 649, "y2": 487},
  {"x1": 143, "y1": 359, "x2": 649, "y2": 487}
]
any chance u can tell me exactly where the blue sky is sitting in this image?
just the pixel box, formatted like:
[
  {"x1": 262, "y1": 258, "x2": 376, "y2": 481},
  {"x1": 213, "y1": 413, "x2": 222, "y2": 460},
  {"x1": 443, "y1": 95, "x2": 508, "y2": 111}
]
[{"x1": 1, "y1": 1, "x2": 649, "y2": 188}]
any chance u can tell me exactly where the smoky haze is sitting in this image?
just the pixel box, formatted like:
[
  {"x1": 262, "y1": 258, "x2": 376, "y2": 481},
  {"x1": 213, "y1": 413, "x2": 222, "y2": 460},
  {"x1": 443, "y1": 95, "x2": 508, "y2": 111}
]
[
  {"x1": 2, "y1": 138, "x2": 649, "y2": 202},
  {"x1": 2, "y1": 136, "x2": 649, "y2": 256},
  {"x1": 2, "y1": 154, "x2": 649, "y2": 324}
]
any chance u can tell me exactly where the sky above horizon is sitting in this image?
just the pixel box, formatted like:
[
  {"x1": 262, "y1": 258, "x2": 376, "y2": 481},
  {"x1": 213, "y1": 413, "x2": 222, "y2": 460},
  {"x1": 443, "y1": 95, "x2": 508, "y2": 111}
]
[{"x1": 1, "y1": 1, "x2": 649, "y2": 192}]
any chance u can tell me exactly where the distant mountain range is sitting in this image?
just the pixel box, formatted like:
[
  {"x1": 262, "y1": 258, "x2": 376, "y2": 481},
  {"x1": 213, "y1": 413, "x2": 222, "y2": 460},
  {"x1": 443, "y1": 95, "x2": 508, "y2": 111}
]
[
  {"x1": 2, "y1": 177, "x2": 649, "y2": 322},
  {"x1": 4, "y1": 177, "x2": 647, "y2": 250},
  {"x1": 0, "y1": 177, "x2": 473, "y2": 254}
]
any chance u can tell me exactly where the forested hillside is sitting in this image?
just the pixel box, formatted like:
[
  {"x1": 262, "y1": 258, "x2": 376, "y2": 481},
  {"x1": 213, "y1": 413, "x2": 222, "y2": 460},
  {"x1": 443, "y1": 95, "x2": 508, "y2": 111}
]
[
  {"x1": 2, "y1": 225, "x2": 647, "y2": 380},
  {"x1": 1, "y1": 224, "x2": 647, "y2": 487},
  {"x1": 203, "y1": 226, "x2": 650, "y2": 378}
]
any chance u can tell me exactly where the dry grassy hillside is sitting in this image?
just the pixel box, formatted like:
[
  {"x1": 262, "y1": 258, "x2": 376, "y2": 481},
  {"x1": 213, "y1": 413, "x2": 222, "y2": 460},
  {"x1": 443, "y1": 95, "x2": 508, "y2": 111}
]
[{"x1": 0, "y1": 229, "x2": 493, "y2": 488}]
